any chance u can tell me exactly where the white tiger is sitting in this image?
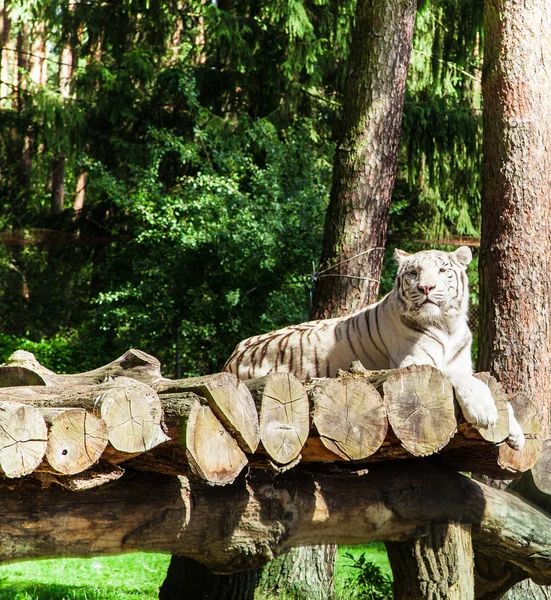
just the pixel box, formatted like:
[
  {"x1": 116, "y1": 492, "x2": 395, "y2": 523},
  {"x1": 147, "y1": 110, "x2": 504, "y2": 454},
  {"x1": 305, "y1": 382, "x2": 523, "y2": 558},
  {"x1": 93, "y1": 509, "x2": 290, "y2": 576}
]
[{"x1": 224, "y1": 246, "x2": 524, "y2": 449}]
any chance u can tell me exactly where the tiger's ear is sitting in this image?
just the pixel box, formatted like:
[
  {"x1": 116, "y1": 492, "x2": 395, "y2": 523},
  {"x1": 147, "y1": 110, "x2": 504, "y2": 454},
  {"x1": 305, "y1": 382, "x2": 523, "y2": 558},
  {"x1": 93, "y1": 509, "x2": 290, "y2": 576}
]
[
  {"x1": 394, "y1": 248, "x2": 411, "y2": 262},
  {"x1": 452, "y1": 246, "x2": 472, "y2": 266}
]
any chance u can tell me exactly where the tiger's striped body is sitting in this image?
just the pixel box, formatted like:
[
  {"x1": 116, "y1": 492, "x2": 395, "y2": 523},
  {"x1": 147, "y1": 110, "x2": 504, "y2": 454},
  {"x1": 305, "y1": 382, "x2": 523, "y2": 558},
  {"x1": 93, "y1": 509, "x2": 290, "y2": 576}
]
[{"x1": 224, "y1": 247, "x2": 524, "y2": 448}]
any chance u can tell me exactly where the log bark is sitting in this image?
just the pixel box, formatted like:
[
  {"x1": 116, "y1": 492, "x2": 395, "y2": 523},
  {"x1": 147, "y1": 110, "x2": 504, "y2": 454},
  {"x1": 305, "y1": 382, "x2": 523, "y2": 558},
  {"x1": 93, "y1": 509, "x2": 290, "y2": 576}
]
[
  {"x1": 387, "y1": 523, "x2": 474, "y2": 600},
  {"x1": 0, "y1": 462, "x2": 549, "y2": 581},
  {"x1": 155, "y1": 372, "x2": 259, "y2": 454}
]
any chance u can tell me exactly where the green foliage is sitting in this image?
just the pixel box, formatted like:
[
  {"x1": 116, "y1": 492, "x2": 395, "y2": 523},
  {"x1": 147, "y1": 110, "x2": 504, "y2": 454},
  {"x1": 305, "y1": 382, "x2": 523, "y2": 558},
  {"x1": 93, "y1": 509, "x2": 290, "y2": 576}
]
[
  {"x1": 0, "y1": 0, "x2": 485, "y2": 375},
  {"x1": 391, "y1": 0, "x2": 483, "y2": 240},
  {"x1": 0, "y1": 553, "x2": 170, "y2": 600},
  {"x1": 339, "y1": 552, "x2": 393, "y2": 600}
]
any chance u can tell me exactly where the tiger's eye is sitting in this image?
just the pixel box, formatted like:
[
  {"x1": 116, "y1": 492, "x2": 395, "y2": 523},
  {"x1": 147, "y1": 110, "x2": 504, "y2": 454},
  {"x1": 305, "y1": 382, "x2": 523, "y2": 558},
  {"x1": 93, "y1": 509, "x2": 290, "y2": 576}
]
[
  {"x1": 439, "y1": 267, "x2": 449, "y2": 273},
  {"x1": 407, "y1": 269, "x2": 417, "y2": 276}
]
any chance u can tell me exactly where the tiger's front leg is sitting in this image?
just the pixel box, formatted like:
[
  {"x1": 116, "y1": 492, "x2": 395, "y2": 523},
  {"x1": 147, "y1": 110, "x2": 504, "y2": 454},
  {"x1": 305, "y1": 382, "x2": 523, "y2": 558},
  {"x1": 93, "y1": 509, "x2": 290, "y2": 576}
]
[
  {"x1": 443, "y1": 369, "x2": 499, "y2": 429},
  {"x1": 396, "y1": 350, "x2": 500, "y2": 429}
]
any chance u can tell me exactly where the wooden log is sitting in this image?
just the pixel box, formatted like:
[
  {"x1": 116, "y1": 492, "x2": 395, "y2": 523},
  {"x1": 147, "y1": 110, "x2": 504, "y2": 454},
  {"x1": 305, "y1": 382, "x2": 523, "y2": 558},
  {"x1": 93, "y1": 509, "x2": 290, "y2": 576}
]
[
  {"x1": 246, "y1": 373, "x2": 310, "y2": 465},
  {"x1": 462, "y1": 372, "x2": 510, "y2": 444},
  {"x1": 0, "y1": 349, "x2": 166, "y2": 388},
  {"x1": 438, "y1": 393, "x2": 543, "y2": 479},
  {"x1": 0, "y1": 382, "x2": 244, "y2": 484},
  {"x1": 0, "y1": 462, "x2": 551, "y2": 584},
  {"x1": 374, "y1": 365, "x2": 457, "y2": 457},
  {"x1": 302, "y1": 377, "x2": 387, "y2": 461},
  {"x1": 0, "y1": 377, "x2": 169, "y2": 454},
  {"x1": 0, "y1": 401, "x2": 48, "y2": 477},
  {"x1": 125, "y1": 392, "x2": 248, "y2": 485},
  {"x1": 39, "y1": 408, "x2": 108, "y2": 476},
  {"x1": 154, "y1": 372, "x2": 259, "y2": 455},
  {"x1": 0, "y1": 350, "x2": 56, "y2": 386}
]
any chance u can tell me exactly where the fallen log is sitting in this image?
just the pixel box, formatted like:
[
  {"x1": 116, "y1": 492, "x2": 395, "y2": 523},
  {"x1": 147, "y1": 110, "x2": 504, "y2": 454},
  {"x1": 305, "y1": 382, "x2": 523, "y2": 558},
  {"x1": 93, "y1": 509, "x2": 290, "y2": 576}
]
[{"x1": 0, "y1": 462, "x2": 550, "y2": 584}]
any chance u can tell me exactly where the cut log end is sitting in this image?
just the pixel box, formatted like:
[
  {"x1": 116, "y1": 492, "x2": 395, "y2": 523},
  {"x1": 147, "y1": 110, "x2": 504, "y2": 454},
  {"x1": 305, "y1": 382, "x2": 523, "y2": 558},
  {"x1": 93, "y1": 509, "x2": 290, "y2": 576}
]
[
  {"x1": 306, "y1": 377, "x2": 387, "y2": 461},
  {"x1": 258, "y1": 372, "x2": 310, "y2": 465},
  {"x1": 383, "y1": 365, "x2": 457, "y2": 457},
  {"x1": 186, "y1": 403, "x2": 247, "y2": 485},
  {"x1": 0, "y1": 401, "x2": 48, "y2": 477},
  {"x1": 97, "y1": 378, "x2": 169, "y2": 453},
  {"x1": 43, "y1": 409, "x2": 109, "y2": 476}
]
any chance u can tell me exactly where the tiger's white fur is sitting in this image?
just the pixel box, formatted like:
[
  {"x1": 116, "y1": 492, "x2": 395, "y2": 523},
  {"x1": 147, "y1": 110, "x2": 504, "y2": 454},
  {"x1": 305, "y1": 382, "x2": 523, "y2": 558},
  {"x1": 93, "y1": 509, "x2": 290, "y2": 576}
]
[{"x1": 224, "y1": 246, "x2": 524, "y2": 449}]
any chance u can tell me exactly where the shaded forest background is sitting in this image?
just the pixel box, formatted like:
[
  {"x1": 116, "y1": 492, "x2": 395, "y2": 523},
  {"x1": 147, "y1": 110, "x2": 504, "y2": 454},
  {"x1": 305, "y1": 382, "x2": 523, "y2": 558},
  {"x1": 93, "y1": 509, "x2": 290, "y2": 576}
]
[{"x1": 0, "y1": 0, "x2": 483, "y2": 378}]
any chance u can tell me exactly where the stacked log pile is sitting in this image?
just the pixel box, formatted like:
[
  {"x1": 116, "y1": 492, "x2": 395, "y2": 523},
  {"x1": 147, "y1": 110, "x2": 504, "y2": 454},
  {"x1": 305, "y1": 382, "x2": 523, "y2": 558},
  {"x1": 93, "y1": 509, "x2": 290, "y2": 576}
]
[{"x1": 0, "y1": 349, "x2": 542, "y2": 489}]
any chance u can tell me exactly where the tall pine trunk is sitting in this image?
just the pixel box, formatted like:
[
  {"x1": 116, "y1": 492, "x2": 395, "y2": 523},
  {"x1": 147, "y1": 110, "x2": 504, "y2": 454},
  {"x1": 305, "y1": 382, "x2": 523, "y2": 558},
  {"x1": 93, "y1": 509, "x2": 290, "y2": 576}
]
[
  {"x1": 157, "y1": 0, "x2": 419, "y2": 598},
  {"x1": 261, "y1": 0, "x2": 418, "y2": 597},
  {"x1": 310, "y1": 0, "x2": 418, "y2": 319},
  {"x1": 478, "y1": 0, "x2": 551, "y2": 598}
]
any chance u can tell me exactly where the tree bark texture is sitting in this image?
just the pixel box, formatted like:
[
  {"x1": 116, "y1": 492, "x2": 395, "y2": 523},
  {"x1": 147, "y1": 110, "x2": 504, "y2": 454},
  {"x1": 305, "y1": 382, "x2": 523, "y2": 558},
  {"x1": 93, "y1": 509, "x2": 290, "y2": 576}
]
[
  {"x1": 479, "y1": 3, "x2": 551, "y2": 597},
  {"x1": 479, "y1": 0, "x2": 551, "y2": 425},
  {"x1": 159, "y1": 556, "x2": 256, "y2": 600},
  {"x1": 310, "y1": 0, "x2": 418, "y2": 318},
  {"x1": 1, "y1": 461, "x2": 551, "y2": 583},
  {"x1": 387, "y1": 523, "x2": 474, "y2": 600}
]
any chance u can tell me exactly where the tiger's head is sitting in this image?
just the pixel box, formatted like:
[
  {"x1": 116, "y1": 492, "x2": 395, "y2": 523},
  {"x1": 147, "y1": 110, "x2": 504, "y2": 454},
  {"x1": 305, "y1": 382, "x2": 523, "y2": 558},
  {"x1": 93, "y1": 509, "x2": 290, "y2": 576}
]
[{"x1": 393, "y1": 246, "x2": 472, "y2": 324}]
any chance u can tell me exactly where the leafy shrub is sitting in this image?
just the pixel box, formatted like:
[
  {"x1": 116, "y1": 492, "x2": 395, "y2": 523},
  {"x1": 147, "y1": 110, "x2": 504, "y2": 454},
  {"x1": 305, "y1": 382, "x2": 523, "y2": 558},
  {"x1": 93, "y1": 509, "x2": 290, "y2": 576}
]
[{"x1": 340, "y1": 552, "x2": 392, "y2": 600}]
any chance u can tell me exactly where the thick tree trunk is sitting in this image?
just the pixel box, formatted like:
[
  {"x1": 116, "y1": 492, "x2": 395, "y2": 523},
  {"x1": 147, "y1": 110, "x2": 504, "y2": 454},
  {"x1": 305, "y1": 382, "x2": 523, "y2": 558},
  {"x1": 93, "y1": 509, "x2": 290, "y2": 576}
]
[
  {"x1": 479, "y1": 0, "x2": 551, "y2": 422},
  {"x1": 477, "y1": 1, "x2": 551, "y2": 598},
  {"x1": 159, "y1": 557, "x2": 256, "y2": 600},
  {"x1": 310, "y1": 0, "x2": 418, "y2": 318},
  {"x1": 280, "y1": 2, "x2": 419, "y2": 590},
  {"x1": 387, "y1": 524, "x2": 474, "y2": 600}
]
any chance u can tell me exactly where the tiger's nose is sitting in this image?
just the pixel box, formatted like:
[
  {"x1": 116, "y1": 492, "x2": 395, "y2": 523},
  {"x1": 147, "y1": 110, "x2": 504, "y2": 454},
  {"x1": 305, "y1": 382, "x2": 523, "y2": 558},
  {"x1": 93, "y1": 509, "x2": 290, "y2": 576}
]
[{"x1": 418, "y1": 284, "x2": 435, "y2": 295}]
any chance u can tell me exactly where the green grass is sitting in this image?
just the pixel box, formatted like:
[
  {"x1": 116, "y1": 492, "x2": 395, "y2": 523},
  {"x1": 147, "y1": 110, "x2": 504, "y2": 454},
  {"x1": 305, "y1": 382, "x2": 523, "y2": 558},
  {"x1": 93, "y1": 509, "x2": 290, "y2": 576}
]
[
  {"x1": 0, "y1": 544, "x2": 392, "y2": 600},
  {"x1": 0, "y1": 554, "x2": 171, "y2": 600}
]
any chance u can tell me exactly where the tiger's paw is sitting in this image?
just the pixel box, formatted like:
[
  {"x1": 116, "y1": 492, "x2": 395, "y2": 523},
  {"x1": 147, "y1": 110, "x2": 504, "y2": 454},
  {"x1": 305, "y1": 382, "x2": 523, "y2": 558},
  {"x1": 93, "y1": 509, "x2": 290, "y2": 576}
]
[
  {"x1": 454, "y1": 377, "x2": 499, "y2": 429},
  {"x1": 506, "y1": 402, "x2": 526, "y2": 451}
]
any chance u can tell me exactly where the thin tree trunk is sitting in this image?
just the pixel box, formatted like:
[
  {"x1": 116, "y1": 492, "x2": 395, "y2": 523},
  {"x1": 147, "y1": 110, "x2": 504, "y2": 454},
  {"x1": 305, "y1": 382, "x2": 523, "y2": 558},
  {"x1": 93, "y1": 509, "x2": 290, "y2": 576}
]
[
  {"x1": 310, "y1": 0, "x2": 418, "y2": 319},
  {"x1": 73, "y1": 170, "x2": 88, "y2": 212},
  {"x1": 50, "y1": 152, "x2": 66, "y2": 215},
  {"x1": 477, "y1": 1, "x2": 551, "y2": 598}
]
